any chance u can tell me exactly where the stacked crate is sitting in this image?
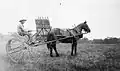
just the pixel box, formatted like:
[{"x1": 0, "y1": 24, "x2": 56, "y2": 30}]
[
  {"x1": 35, "y1": 17, "x2": 51, "y2": 41},
  {"x1": 35, "y1": 17, "x2": 51, "y2": 33}
]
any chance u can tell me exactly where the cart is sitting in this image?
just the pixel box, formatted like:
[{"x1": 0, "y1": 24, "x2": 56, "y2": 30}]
[{"x1": 6, "y1": 17, "x2": 51, "y2": 63}]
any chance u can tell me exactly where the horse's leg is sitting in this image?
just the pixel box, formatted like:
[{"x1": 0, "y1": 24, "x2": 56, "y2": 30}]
[
  {"x1": 53, "y1": 45, "x2": 59, "y2": 57},
  {"x1": 47, "y1": 44, "x2": 50, "y2": 50},
  {"x1": 47, "y1": 43, "x2": 53, "y2": 57},
  {"x1": 71, "y1": 38, "x2": 77, "y2": 56},
  {"x1": 71, "y1": 43, "x2": 74, "y2": 56},
  {"x1": 74, "y1": 42, "x2": 77, "y2": 55},
  {"x1": 50, "y1": 48, "x2": 53, "y2": 57}
]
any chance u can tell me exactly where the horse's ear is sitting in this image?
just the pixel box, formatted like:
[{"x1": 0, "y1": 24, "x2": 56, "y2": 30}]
[
  {"x1": 74, "y1": 24, "x2": 76, "y2": 27},
  {"x1": 84, "y1": 21, "x2": 87, "y2": 24}
]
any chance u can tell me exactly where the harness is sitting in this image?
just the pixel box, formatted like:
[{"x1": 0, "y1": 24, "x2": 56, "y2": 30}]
[{"x1": 67, "y1": 28, "x2": 81, "y2": 36}]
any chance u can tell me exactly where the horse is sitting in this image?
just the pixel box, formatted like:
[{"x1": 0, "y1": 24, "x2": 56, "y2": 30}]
[{"x1": 46, "y1": 21, "x2": 91, "y2": 57}]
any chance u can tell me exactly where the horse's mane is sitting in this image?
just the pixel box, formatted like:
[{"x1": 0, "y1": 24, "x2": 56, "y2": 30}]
[{"x1": 73, "y1": 22, "x2": 85, "y2": 30}]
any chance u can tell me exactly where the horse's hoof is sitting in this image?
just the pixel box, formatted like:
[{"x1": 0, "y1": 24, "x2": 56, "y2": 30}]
[
  {"x1": 56, "y1": 55, "x2": 59, "y2": 57},
  {"x1": 71, "y1": 54, "x2": 74, "y2": 56},
  {"x1": 71, "y1": 53, "x2": 74, "y2": 56},
  {"x1": 75, "y1": 53, "x2": 78, "y2": 56},
  {"x1": 50, "y1": 55, "x2": 53, "y2": 57}
]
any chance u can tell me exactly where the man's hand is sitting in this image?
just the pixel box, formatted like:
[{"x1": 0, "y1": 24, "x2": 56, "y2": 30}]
[{"x1": 28, "y1": 30, "x2": 32, "y2": 32}]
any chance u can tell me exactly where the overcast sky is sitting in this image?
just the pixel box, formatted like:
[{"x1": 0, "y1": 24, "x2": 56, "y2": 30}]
[{"x1": 0, "y1": 0, "x2": 120, "y2": 39}]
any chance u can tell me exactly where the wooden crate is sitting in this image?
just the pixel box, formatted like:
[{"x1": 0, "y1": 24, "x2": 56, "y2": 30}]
[
  {"x1": 35, "y1": 17, "x2": 51, "y2": 36},
  {"x1": 35, "y1": 18, "x2": 51, "y2": 30}
]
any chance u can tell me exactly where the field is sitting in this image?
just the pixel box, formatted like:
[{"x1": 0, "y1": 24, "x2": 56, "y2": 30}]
[{"x1": 0, "y1": 36, "x2": 120, "y2": 71}]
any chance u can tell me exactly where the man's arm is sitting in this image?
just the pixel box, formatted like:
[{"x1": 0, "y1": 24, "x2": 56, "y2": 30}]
[
  {"x1": 17, "y1": 24, "x2": 25, "y2": 33},
  {"x1": 19, "y1": 27, "x2": 25, "y2": 32}
]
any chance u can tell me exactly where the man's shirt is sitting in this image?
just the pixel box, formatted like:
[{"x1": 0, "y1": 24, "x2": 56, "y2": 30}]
[{"x1": 17, "y1": 23, "x2": 25, "y2": 33}]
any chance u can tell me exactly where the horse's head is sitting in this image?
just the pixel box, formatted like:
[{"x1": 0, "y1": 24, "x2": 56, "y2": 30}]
[
  {"x1": 81, "y1": 21, "x2": 91, "y2": 33},
  {"x1": 74, "y1": 21, "x2": 91, "y2": 33}
]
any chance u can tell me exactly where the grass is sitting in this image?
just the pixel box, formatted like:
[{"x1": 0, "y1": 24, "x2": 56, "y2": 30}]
[{"x1": 3, "y1": 43, "x2": 120, "y2": 71}]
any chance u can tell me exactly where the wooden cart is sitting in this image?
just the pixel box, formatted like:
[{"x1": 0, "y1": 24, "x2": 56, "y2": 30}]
[{"x1": 6, "y1": 17, "x2": 51, "y2": 63}]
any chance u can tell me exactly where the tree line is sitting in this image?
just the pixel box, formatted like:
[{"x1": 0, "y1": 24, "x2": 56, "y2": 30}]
[{"x1": 79, "y1": 37, "x2": 120, "y2": 44}]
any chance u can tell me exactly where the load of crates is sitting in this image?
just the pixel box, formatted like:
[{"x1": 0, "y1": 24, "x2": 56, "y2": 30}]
[
  {"x1": 35, "y1": 17, "x2": 51, "y2": 33},
  {"x1": 35, "y1": 17, "x2": 51, "y2": 41}
]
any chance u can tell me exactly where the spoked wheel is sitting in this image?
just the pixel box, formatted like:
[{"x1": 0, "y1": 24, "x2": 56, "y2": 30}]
[
  {"x1": 6, "y1": 38, "x2": 27, "y2": 63},
  {"x1": 6, "y1": 37, "x2": 41, "y2": 63},
  {"x1": 26, "y1": 45, "x2": 42, "y2": 63}
]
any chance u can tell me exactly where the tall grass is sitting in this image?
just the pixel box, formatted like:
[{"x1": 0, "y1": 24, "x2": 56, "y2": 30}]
[{"x1": 4, "y1": 43, "x2": 120, "y2": 71}]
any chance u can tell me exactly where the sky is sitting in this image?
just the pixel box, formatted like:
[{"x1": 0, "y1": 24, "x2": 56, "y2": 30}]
[{"x1": 0, "y1": 0, "x2": 120, "y2": 39}]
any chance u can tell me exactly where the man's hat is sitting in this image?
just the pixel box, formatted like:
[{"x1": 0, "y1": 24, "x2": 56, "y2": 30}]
[{"x1": 19, "y1": 19, "x2": 27, "y2": 22}]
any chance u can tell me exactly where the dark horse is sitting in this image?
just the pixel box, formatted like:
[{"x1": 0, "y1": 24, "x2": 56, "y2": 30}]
[{"x1": 46, "y1": 21, "x2": 91, "y2": 57}]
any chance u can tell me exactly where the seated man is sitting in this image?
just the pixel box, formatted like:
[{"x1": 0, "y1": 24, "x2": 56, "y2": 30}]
[{"x1": 17, "y1": 19, "x2": 32, "y2": 44}]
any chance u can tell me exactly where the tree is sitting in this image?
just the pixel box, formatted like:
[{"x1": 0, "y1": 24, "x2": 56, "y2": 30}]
[{"x1": 103, "y1": 37, "x2": 119, "y2": 44}]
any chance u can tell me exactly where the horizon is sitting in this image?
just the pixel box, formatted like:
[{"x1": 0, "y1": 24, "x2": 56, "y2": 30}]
[
  {"x1": 0, "y1": 32, "x2": 120, "y2": 40},
  {"x1": 0, "y1": 0, "x2": 120, "y2": 39}
]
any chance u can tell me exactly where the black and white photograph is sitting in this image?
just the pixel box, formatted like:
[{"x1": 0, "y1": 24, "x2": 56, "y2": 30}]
[{"x1": 0, "y1": 0, "x2": 120, "y2": 71}]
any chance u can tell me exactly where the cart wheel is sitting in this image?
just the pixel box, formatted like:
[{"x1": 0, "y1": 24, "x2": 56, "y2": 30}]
[
  {"x1": 26, "y1": 46, "x2": 41, "y2": 62},
  {"x1": 6, "y1": 38, "x2": 41, "y2": 63},
  {"x1": 6, "y1": 38, "x2": 27, "y2": 63}
]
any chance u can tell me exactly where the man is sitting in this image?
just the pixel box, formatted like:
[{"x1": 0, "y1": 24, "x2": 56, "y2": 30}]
[
  {"x1": 17, "y1": 19, "x2": 31, "y2": 36},
  {"x1": 17, "y1": 19, "x2": 33, "y2": 44}
]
